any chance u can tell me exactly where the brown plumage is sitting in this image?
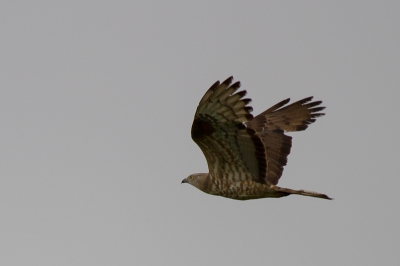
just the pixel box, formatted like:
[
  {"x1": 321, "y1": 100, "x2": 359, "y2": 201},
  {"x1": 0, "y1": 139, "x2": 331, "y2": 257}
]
[{"x1": 182, "y1": 77, "x2": 332, "y2": 200}]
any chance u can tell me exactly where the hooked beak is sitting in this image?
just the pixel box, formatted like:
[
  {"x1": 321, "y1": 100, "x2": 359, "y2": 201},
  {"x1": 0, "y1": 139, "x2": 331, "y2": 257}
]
[{"x1": 181, "y1": 178, "x2": 187, "y2": 184}]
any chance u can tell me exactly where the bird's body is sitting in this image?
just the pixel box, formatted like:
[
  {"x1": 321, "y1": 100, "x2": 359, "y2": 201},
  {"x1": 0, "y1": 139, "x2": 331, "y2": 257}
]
[
  {"x1": 203, "y1": 177, "x2": 286, "y2": 200},
  {"x1": 182, "y1": 77, "x2": 332, "y2": 200}
]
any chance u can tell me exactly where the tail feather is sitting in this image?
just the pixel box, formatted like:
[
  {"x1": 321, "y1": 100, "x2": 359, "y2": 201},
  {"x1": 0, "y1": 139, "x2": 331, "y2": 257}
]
[{"x1": 272, "y1": 186, "x2": 332, "y2": 200}]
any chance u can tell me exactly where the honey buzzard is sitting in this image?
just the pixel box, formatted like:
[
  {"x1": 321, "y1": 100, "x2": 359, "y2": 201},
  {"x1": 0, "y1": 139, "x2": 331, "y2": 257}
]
[{"x1": 182, "y1": 77, "x2": 331, "y2": 200}]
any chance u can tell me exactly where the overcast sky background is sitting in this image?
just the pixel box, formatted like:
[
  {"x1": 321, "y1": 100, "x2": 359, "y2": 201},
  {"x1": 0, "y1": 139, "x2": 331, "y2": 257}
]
[{"x1": 1, "y1": 1, "x2": 399, "y2": 265}]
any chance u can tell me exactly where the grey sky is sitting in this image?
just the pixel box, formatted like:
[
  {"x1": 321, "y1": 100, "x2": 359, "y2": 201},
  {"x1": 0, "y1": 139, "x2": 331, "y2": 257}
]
[{"x1": 1, "y1": 1, "x2": 399, "y2": 265}]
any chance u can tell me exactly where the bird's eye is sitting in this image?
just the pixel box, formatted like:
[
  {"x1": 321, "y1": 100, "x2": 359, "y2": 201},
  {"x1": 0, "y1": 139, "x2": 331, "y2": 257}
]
[{"x1": 190, "y1": 176, "x2": 194, "y2": 180}]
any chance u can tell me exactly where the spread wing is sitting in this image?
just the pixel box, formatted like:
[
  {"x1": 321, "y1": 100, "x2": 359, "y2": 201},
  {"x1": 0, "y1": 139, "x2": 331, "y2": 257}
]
[
  {"x1": 191, "y1": 77, "x2": 266, "y2": 181},
  {"x1": 246, "y1": 97, "x2": 326, "y2": 185}
]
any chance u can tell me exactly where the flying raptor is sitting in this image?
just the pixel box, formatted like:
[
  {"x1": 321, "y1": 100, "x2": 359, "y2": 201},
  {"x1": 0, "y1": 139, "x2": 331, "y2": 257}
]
[{"x1": 182, "y1": 77, "x2": 332, "y2": 200}]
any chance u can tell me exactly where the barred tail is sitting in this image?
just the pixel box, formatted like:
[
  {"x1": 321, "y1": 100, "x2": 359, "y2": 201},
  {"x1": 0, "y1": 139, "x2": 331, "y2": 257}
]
[{"x1": 272, "y1": 186, "x2": 333, "y2": 200}]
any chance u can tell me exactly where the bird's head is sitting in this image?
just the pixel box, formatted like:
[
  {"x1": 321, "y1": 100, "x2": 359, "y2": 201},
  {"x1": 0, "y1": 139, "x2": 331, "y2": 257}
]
[{"x1": 181, "y1": 173, "x2": 209, "y2": 191}]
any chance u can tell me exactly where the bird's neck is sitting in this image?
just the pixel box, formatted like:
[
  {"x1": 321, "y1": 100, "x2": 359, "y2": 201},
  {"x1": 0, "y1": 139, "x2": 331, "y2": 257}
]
[{"x1": 196, "y1": 173, "x2": 211, "y2": 192}]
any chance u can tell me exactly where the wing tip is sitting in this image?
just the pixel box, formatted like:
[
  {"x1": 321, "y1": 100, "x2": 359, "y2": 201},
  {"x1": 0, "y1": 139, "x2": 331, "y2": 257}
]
[{"x1": 221, "y1": 76, "x2": 234, "y2": 86}]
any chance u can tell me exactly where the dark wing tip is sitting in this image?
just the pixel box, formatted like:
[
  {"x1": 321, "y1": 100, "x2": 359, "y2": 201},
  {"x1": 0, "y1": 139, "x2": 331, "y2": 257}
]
[
  {"x1": 245, "y1": 114, "x2": 254, "y2": 120},
  {"x1": 209, "y1": 80, "x2": 221, "y2": 92},
  {"x1": 230, "y1": 80, "x2": 241, "y2": 90},
  {"x1": 311, "y1": 113, "x2": 325, "y2": 118},
  {"x1": 307, "y1": 100, "x2": 322, "y2": 108},
  {"x1": 221, "y1": 76, "x2": 234, "y2": 87},
  {"x1": 242, "y1": 98, "x2": 252, "y2": 105},
  {"x1": 311, "y1": 106, "x2": 326, "y2": 111},
  {"x1": 234, "y1": 90, "x2": 247, "y2": 98},
  {"x1": 244, "y1": 106, "x2": 253, "y2": 113},
  {"x1": 299, "y1": 96, "x2": 314, "y2": 104}
]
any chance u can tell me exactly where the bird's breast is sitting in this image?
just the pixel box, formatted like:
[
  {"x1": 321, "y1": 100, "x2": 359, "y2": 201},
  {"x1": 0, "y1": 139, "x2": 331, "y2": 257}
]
[{"x1": 207, "y1": 179, "x2": 268, "y2": 200}]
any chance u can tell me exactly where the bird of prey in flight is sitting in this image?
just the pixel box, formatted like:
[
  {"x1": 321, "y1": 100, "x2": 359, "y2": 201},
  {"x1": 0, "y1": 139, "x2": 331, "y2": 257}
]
[{"x1": 182, "y1": 77, "x2": 331, "y2": 200}]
